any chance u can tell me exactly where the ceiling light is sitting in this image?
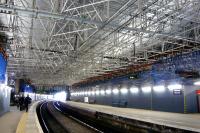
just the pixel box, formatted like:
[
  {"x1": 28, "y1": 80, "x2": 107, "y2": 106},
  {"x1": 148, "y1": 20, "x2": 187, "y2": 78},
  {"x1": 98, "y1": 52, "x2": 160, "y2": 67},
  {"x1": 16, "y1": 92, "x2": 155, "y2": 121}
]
[
  {"x1": 100, "y1": 90, "x2": 105, "y2": 95},
  {"x1": 130, "y1": 87, "x2": 139, "y2": 93},
  {"x1": 95, "y1": 90, "x2": 100, "y2": 95},
  {"x1": 168, "y1": 84, "x2": 182, "y2": 91},
  {"x1": 81, "y1": 92, "x2": 84, "y2": 95},
  {"x1": 88, "y1": 91, "x2": 91, "y2": 96},
  {"x1": 194, "y1": 81, "x2": 200, "y2": 86},
  {"x1": 106, "y1": 89, "x2": 111, "y2": 95},
  {"x1": 153, "y1": 85, "x2": 165, "y2": 92},
  {"x1": 113, "y1": 88, "x2": 119, "y2": 94},
  {"x1": 120, "y1": 88, "x2": 128, "y2": 94},
  {"x1": 91, "y1": 91, "x2": 95, "y2": 95},
  {"x1": 142, "y1": 86, "x2": 151, "y2": 93}
]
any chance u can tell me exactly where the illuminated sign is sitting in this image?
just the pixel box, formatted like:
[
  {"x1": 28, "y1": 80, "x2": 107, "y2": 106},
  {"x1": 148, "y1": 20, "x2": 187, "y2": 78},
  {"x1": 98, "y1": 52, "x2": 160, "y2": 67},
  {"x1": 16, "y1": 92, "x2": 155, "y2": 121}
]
[{"x1": 173, "y1": 89, "x2": 182, "y2": 95}]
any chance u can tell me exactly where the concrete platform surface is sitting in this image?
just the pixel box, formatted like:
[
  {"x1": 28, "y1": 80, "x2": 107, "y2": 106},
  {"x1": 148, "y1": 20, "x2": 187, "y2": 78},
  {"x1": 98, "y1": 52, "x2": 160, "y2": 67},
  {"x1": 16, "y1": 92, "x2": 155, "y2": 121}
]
[
  {"x1": 67, "y1": 101, "x2": 200, "y2": 132},
  {"x1": 0, "y1": 106, "x2": 23, "y2": 133},
  {"x1": 16, "y1": 101, "x2": 43, "y2": 133}
]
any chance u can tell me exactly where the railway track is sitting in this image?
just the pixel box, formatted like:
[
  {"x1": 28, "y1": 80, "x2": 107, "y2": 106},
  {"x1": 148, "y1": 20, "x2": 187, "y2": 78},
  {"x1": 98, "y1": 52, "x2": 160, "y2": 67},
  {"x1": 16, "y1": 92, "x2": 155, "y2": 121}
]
[
  {"x1": 37, "y1": 101, "x2": 101, "y2": 133},
  {"x1": 36, "y1": 101, "x2": 68, "y2": 133},
  {"x1": 37, "y1": 101, "x2": 192, "y2": 133}
]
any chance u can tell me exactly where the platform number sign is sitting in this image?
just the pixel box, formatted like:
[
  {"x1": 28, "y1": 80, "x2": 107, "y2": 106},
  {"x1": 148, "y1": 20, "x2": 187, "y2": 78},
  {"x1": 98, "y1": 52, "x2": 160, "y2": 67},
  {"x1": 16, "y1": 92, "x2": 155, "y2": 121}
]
[{"x1": 173, "y1": 89, "x2": 182, "y2": 95}]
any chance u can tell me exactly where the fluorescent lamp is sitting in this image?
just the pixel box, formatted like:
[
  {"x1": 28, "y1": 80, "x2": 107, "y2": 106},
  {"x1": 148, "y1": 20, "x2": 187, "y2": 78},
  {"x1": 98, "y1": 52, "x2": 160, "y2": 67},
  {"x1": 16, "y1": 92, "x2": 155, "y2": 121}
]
[
  {"x1": 120, "y1": 88, "x2": 128, "y2": 94},
  {"x1": 100, "y1": 90, "x2": 105, "y2": 95},
  {"x1": 88, "y1": 91, "x2": 91, "y2": 96},
  {"x1": 130, "y1": 87, "x2": 139, "y2": 93},
  {"x1": 168, "y1": 84, "x2": 182, "y2": 91},
  {"x1": 153, "y1": 85, "x2": 165, "y2": 92},
  {"x1": 112, "y1": 88, "x2": 119, "y2": 94},
  {"x1": 194, "y1": 81, "x2": 200, "y2": 86},
  {"x1": 142, "y1": 86, "x2": 151, "y2": 93},
  {"x1": 106, "y1": 89, "x2": 111, "y2": 95},
  {"x1": 91, "y1": 91, "x2": 95, "y2": 95},
  {"x1": 95, "y1": 90, "x2": 100, "y2": 95}
]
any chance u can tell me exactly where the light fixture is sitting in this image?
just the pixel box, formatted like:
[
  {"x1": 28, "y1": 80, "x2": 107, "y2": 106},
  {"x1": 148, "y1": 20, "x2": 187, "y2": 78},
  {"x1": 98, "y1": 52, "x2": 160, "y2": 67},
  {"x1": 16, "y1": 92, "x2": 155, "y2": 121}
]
[
  {"x1": 168, "y1": 84, "x2": 182, "y2": 91},
  {"x1": 142, "y1": 86, "x2": 151, "y2": 93},
  {"x1": 106, "y1": 89, "x2": 111, "y2": 95},
  {"x1": 95, "y1": 90, "x2": 100, "y2": 95},
  {"x1": 194, "y1": 81, "x2": 200, "y2": 86},
  {"x1": 100, "y1": 90, "x2": 105, "y2": 95},
  {"x1": 91, "y1": 91, "x2": 95, "y2": 95},
  {"x1": 80, "y1": 92, "x2": 84, "y2": 95},
  {"x1": 153, "y1": 85, "x2": 165, "y2": 92},
  {"x1": 88, "y1": 91, "x2": 91, "y2": 96},
  {"x1": 120, "y1": 88, "x2": 128, "y2": 94},
  {"x1": 112, "y1": 88, "x2": 119, "y2": 94},
  {"x1": 130, "y1": 87, "x2": 139, "y2": 93}
]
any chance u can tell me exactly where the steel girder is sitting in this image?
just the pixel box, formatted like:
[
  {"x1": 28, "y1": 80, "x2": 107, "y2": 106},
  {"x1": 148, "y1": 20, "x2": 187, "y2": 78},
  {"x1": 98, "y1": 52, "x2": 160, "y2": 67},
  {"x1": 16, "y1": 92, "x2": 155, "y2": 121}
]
[{"x1": 1, "y1": 0, "x2": 200, "y2": 86}]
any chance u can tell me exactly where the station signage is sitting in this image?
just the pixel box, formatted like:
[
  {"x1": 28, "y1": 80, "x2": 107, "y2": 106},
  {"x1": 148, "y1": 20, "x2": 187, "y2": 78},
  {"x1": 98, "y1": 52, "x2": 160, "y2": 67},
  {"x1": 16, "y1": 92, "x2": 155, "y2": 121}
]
[
  {"x1": 173, "y1": 89, "x2": 182, "y2": 95},
  {"x1": 196, "y1": 90, "x2": 200, "y2": 95}
]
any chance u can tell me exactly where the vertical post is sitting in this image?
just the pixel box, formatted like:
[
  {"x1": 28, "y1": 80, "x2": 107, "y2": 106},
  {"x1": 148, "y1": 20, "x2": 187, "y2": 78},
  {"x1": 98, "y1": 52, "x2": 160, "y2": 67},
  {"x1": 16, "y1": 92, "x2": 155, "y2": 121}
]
[
  {"x1": 133, "y1": 43, "x2": 136, "y2": 57},
  {"x1": 107, "y1": 1, "x2": 110, "y2": 18},
  {"x1": 151, "y1": 86, "x2": 153, "y2": 110},
  {"x1": 183, "y1": 85, "x2": 187, "y2": 113}
]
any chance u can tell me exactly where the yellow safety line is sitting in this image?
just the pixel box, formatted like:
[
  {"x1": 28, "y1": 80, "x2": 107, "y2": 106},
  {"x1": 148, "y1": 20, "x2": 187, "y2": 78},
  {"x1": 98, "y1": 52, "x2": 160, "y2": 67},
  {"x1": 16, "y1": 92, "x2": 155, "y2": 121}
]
[{"x1": 16, "y1": 113, "x2": 28, "y2": 133}]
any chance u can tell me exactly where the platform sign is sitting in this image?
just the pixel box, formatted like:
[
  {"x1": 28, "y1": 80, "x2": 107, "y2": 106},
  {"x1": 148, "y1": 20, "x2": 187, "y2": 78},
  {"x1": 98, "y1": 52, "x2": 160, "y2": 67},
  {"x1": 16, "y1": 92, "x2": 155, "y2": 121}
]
[
  {"x1": 84, "y1": 97, "x2": 89, "y2": 103},
  {"x1": 196, "y1": 90, "x2": 200, "y2": 95},
  {"x1": 173, "y1": 89, "x2": 182, "y2": 95}
]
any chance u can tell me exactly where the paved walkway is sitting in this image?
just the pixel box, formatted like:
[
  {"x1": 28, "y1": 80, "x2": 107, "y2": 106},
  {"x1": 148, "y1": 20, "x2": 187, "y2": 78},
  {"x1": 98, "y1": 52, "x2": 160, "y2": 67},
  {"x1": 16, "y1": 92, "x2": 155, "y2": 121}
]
[
  {"x1": 16, "y1": 101, "x2": 43, "y2": 133},
  {"x1": 0, "y1": 106, "x2": 23, "y2": 133}
]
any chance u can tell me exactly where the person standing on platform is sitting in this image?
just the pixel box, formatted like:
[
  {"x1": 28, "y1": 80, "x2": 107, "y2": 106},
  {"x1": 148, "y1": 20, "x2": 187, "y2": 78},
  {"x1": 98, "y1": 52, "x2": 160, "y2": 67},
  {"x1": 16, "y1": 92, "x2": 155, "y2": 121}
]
[
  {"x1": 24, "y1": 94, "x2": 32, "y2": 112},
  {"x1": 19, "y1": 94, "x2": 25, "y2": 111}
]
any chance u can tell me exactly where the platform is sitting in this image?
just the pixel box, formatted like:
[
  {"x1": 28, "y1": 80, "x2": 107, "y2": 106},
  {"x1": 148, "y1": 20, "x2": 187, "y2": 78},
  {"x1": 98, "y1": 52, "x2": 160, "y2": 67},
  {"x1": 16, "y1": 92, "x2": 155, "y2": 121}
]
[
  {"x1": 16, "y1": 101, "x2": 43, "y2": 133},
  {"x1": 67, "y1": 101, "x2": 200, "y2": 132},
  {"x1": 0, "y1": 106, "x2": 23, "y2": 133}
]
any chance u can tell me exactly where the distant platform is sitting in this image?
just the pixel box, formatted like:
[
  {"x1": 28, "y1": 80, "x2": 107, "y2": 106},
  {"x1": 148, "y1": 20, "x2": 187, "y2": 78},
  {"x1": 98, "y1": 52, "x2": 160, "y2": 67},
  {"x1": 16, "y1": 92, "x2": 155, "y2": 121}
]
[{"x1": 66, "y1": 101, "x2": 200, "y2": 132}]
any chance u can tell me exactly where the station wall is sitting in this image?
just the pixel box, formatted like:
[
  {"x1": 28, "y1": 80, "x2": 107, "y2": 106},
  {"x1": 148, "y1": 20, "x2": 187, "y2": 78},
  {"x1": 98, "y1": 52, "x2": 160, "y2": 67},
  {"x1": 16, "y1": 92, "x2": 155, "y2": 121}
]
[
  {"x1": 0, "y1": 53, "x2": 10, "y2": 116},
  {"x1": 0, "y1": 85, "x2": 11, "y2": 116},
  {"x1": 71, "y1": 51, "x2": 200, "y2": 113},
  {"x1": 71, "y1": 79, "x2": 185, "y2": 113}
]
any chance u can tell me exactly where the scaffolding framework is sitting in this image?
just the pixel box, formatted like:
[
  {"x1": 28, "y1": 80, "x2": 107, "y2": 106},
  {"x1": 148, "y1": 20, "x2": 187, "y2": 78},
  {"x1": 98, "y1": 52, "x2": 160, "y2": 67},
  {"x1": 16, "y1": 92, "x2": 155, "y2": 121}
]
[{"x1": 0, "y1": 0, "x2": 200, "y2": 86}]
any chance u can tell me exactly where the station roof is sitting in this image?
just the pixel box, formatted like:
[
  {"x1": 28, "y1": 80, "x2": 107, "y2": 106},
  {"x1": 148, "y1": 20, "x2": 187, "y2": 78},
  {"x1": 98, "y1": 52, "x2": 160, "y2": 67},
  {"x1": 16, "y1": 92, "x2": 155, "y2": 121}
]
[{"x1": 1, "y1": 0, "x2": 199, "y2": 86}]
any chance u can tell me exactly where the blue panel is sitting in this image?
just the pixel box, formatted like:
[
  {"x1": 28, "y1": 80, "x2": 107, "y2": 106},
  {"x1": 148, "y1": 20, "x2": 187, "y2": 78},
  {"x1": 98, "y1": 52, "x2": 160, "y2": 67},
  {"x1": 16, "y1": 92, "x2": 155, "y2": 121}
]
[
  {"x1": 152, "y1": 90, "x2": 184, "y2": 113},
  {"x1": 19, "y1": 79, "x2": 35, "y2": 93},
  {"x1": 185, "y1": 85, "x2": 198, "y2": 113},
  {"x1": 0, "y1": 53, "x2": 7, "y2": 83},
  {"x1": 127, "y1": 91, "x2": 151, "y2": 109}
]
